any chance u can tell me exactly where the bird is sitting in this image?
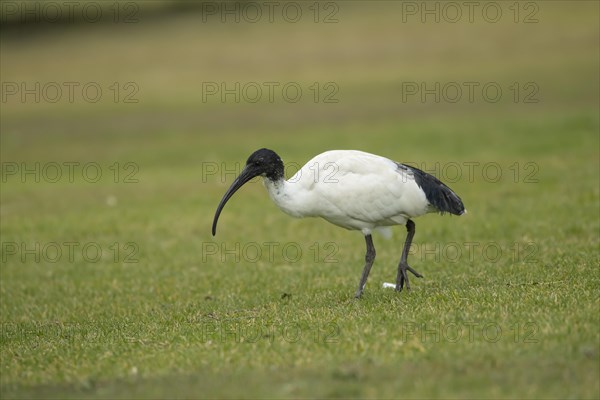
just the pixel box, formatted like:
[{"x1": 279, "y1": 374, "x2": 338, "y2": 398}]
[{"x1": 212, "y1": 148, "x2": 466, "y2": 298}]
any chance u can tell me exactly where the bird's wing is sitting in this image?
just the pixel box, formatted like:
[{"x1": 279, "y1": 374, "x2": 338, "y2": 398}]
[{"x1": 298, "y1": 151, "x2": 430, "y2": 224}]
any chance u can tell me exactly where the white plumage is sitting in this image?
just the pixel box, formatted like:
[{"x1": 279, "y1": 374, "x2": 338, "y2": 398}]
[
  {"x1": 264, "y1": 150, "x2": 431, "y2": 233},
  {"x1": 212, "y1": 148, "x2": 465, "y2": 298}
]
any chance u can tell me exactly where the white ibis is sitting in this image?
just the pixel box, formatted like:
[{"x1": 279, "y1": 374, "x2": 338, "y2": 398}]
[{"x1": 212, "y1": 148, "x2": 466, "y2": 298}]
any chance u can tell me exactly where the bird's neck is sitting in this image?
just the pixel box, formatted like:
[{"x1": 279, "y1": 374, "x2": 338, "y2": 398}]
[{"x1": 263, "y1": 177, "x2": 305, "y2": 218}]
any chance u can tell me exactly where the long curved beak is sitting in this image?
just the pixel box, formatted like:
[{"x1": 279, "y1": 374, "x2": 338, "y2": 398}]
[{"x1": 212, "y1": 165, "x2": 260, "y2": 236}]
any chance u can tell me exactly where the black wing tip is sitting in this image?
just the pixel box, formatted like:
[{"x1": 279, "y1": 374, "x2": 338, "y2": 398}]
[
  {"x1": 402, "y1": 164, "x2": 465, "y2": 216},
  {"x1": 437, "y1": 205, "x2": 465, "y2": 216},
  {"x1": 443, "y1": 191, "x2": 465, "y2": 216}
]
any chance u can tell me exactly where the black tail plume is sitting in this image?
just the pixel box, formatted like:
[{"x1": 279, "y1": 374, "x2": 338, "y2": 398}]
[{"x1": 401, "y1": 164, "x2": 466, "y2": 215}]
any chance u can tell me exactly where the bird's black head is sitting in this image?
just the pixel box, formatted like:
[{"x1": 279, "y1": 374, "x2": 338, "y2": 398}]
[
  {"x1": 212, "y1": 148, "x2": 284, "y2": 236},
  {"x1": 245, "y1": 148, "x2": 284, "y2": 182}
]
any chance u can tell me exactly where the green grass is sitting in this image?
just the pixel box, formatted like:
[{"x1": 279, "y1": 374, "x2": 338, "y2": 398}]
[{"x1": 1, "y1": 2, "x2": 599, "y2": 399}]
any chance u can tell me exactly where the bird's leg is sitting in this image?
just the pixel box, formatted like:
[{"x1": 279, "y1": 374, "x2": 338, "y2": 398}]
[
  {"x1": 355, "y1": 234, "x2": 376, "y2": 299},
  {"x1": 396, "y1": 220, "x2": 423, "y2": 292}
]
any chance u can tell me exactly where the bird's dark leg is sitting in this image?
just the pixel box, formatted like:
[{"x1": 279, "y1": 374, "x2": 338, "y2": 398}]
[
  {"x1": 396, "y1": 220, "x2": 423, "y2": 292},
  {"x1": 355, "y1": 234, "x2": 376, "y2": 299}
]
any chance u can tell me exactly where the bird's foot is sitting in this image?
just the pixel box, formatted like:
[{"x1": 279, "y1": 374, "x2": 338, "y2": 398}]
[
  {"x1": 354, "y1": 285, "x2": 365, "y2": 299},
  {"x1": 395, "y1": 263, "x2": 423, "y2": 292}
]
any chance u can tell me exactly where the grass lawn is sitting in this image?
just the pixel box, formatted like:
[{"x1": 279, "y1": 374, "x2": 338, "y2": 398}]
[{"x1": 1, "y1": 1, "x2": 599, "y2": 398}]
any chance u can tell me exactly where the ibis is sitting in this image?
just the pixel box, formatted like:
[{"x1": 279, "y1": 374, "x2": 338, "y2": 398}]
[{"x1": 212, "y1": 148, "x2": 466, "y2": 298}]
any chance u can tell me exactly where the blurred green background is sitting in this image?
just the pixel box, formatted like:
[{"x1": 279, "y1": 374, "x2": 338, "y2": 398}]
[{"x1": 1, "y1": 1, "x2": 599, "y2": 398}]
